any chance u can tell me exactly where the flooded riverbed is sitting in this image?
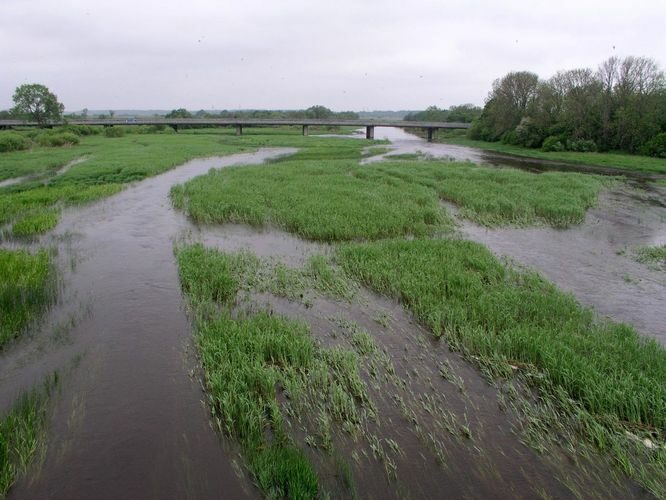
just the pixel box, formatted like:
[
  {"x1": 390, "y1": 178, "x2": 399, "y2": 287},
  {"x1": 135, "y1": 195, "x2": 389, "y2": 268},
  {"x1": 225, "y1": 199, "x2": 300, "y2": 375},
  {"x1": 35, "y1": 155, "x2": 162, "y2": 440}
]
[
  {"x1": 0, "y1": 149, "x2": 295, "y2": 498},
  {"x1": 370, "y1": 127, "x2": 666, "y2": 344},
  {"x1": 1, "y1": 131, "x2": 663, "y2": 497}
]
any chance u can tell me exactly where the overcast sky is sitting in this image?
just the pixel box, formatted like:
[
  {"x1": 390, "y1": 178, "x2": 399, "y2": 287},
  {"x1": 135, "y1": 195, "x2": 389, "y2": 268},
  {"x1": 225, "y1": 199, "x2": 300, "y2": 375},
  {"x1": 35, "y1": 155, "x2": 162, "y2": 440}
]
[{"x1": 2, "y1": 0, "x2": 665, "y2": 111}]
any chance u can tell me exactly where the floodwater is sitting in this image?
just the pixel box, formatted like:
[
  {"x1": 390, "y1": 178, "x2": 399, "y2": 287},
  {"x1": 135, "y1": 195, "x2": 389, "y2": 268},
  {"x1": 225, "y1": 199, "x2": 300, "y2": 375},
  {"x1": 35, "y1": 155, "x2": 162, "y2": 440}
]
[
  {"x1": 0, "y1": 157, "x2": 87, "y2": 188},
  {"x1": 0, "y1": 130, "x2": 662, "y2": 497},
  {"x1": 370, "y1": 127, "x2": 666, "y2": 344},
  {"x1": 366, "y1": 127, "x2": 666, "y2": 180},
  {"x1": 247, "y1": 289, "x2": 638, "y2": 498},
  {"x1": 0, "y1": 149, "x2": 295, "y2": 499}
]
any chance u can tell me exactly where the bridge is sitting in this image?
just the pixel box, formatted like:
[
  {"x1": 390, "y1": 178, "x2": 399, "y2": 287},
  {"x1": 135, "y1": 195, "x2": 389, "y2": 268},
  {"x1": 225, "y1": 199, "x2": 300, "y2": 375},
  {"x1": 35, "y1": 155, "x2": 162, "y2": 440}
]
[{"x1": 0, "y1": 118, "x2": 470, "y2": 142}]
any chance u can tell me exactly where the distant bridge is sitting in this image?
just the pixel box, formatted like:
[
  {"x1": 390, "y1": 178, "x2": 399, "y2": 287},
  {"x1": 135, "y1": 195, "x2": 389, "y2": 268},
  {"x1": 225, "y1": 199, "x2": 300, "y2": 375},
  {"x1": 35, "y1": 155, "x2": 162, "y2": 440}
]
[{"x1": 0, "y1": 118, "x2": 470, "y2": 142}]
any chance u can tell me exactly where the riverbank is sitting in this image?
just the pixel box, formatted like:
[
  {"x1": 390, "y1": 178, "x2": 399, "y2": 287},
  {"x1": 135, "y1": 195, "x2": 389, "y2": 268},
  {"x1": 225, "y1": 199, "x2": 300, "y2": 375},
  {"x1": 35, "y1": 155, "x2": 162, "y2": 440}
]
[{"x1": 432, "y1": 133, "x2": 666, "y2": 176}]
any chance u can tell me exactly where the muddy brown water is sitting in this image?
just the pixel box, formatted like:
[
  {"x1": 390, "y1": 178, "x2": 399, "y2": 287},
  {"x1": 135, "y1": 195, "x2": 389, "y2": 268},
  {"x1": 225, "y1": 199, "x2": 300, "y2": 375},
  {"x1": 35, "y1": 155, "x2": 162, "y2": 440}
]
[{"x1": 0, "y1": 132, "x2": 663, "y2": 497}]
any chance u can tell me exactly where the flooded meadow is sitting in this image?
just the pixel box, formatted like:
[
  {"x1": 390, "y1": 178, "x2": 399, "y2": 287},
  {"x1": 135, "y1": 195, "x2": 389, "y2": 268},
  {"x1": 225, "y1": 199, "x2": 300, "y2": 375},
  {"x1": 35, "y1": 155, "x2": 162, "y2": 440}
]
[{"x1": 1, "y1": 128, "x2": 664, "y2": 498}]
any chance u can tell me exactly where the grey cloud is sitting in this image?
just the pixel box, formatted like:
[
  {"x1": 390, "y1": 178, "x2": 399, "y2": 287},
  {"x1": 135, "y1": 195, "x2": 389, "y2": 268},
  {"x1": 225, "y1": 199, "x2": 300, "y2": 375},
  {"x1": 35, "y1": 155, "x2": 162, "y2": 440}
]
[{"x1": 1, "y1": 0, "x2": 664, "y2": 110}]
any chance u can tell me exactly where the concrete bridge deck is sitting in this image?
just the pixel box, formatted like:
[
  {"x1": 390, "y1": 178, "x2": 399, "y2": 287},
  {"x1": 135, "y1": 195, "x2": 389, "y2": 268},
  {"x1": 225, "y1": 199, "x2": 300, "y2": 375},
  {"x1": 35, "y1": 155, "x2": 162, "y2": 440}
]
[{"x1": 0, "y1": 118, "x2": 470, "y2": 141}]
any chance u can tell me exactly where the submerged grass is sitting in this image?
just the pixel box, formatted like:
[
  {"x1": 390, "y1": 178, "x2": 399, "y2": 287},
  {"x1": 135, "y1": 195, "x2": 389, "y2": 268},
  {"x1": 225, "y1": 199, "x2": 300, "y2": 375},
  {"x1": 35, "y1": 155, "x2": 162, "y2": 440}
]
[
  {"x1": 634, "y1": 244, "x2": 666, "y2": 270},
  {"x1": 338, "y1": 238, "x2": 666, "y2": 493},
  {"x1": 0, "y1": 249, "x2": 55, "y2": 349},
  {"x1": 337, "y1": 239, "x2": 666, "y2": 430},
  {"x1": 176, "y1": 244, "x2": 374, "y2": 498},
  {"x1": 0, "y1": 372, "x2": 58, "y2": 497}
]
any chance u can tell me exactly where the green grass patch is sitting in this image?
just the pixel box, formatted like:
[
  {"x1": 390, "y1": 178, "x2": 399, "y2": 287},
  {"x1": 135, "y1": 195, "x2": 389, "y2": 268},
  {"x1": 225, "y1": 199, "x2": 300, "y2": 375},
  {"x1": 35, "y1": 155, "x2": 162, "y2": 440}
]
[
  {"x1": 337, "y1": 238, "x2": 666, "y2": 430},
  {"x1": 634, "y1": 244, "x2": 666, "y2": 270},
  {"x1": 358, "y1": 161, "x2": 608, "y2": 227},
  {"x1": 11, "y1": 210, "x2": 59, "y2": 237},
  {"x1": 436, "y1": 136, "x2": 666, "y2": 175},
  {"x1": 176, "y1": 244, "x2": 377, "y2": 498},
  {"x1": 0, "y1": 373, "x2": 58, "y2": 497},
  {"x1": 173, "y1": 157, "x2": 606, "y2": 236},
  {"x1": 0, "y1": 184, "x2": 123, "y2": 228},
  {"x1": 0, "y1": 249, "x2": 55, "y2": 349},
  {"x1": 0, "y1": 129, "x2": 371, "y2": 231},
  {"x1": 171, "y1": 158, "x2": 448, "y2": 241},
  {"x1": 175, "y1": 244, "x2": 355, "y2": 306}
]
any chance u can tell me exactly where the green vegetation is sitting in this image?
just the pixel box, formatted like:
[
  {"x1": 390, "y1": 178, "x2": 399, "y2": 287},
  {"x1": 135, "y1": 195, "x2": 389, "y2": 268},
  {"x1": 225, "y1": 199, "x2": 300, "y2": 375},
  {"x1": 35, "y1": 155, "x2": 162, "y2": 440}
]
[
  {"x1": 173, "y1": 157, "x2": 607, "y2": 234},
  {"x1": 0, "y1": 373, "x2": 58, "y2": 497},
  {"x1": 404, "y1": 104, "x2": 482, "y2": 123},
  {"x1": 634, "y1": 244, "x2": 666, "y2": 270},
  {"x1": 11, "y1": 209, "x2": 59, "y2": 237},
  {"x1": 0, "y1": 249, "x2": 55, "y2": 349},
  {"x1": 176, "y1": 244, "x2": 376, "y2": 498},
  {"x1": 0, "y1": 184, "x2": 123, "y2": 234},
  {"x1": 357, "y1": 161, "x2": 607, "y2": 227},
  {"x1": 10, "y1": 83, "x2": 64, "y2": 125},
  {"x1": 164, "y1": 104, "x2": 359, "y2": 121},
  {"x1": 0, "y1": 128, "x2": 372, "y2": 236},
  {"x1": 469, "y1": 56, "x2": 666, "y2": 155},
  {"x1": 0, "y1": 133, "x2": 30, "y2": 153},
  {"x1": 36, "y1": 132, "x2": 79, "y2": 148},
  {"x1": 435, "y1": 136, "x2": 666, "y2": 175},
  {"x1": 171, "y1": 159, "x2": 447, "y2": 241},
  {"x1": 338, "y1": 238, "x2": 666, "y2": 429}
]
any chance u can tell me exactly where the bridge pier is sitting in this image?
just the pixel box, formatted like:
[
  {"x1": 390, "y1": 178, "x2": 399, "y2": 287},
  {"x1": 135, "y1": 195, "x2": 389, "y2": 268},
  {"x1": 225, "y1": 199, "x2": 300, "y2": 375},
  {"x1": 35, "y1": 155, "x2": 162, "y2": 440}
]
[
  {"x1": 426, "y1": 127, "x2": 436, "y2": 142},
  {"x1": 170, "y1": 124, "x2": 179, "y2": 133},
  {"x1": 302, "y1": 125, "x2": 309, "y2": 136},
  {"x1": 236, "y1": 124, "x2": 243, "y2": 136},
  {"x1": 366, "y1": 126, "x2": 375, "y2": 140}
]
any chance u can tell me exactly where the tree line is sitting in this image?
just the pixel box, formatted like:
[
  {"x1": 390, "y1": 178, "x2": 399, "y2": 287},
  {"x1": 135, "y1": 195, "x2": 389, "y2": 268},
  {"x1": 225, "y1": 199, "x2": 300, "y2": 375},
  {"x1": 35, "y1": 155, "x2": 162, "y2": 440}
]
[
  {"x1": 404, "y1": 104, "x2": 481, "y2": 123},
  {"x1": 165, "y1": 105, "x2": 358, "y2": 120},
  {"x1": 468, "y1": 56, "x2": 666, "y2": 156}
]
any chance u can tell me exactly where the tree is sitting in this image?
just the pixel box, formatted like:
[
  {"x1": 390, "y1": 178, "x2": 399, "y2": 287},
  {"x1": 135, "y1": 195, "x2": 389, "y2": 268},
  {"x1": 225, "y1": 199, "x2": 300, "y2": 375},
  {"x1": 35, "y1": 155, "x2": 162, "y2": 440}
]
[
  {"x1": 165, "y1": 108, "x2": 192, "y2": 119},
  {"x1": 471, "y1": 71, "x2": 540, "y2": 141},
  {"x1": 11, "y1": 83, "x2": 64, "y2": 124},
  {"x1": 305, "y1": 105, "x2": 333, "y2": 119}
]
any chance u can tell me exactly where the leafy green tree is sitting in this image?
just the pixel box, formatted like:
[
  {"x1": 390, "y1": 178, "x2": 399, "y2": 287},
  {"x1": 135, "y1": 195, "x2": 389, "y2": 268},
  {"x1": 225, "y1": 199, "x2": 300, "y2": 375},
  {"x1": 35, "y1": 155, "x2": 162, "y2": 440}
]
[
  {"x1": 470, "y1": 71, "x2": 540, "y2": 141},
  {"x1": 305, "y1": 105, "x2": 333, "y2": 119},
  {"x1": 11, "y1": 83, "x2": 64, "y2": 124},
  {"x1": 165, "y1": 108, "x2": 192, "y2": 118}
]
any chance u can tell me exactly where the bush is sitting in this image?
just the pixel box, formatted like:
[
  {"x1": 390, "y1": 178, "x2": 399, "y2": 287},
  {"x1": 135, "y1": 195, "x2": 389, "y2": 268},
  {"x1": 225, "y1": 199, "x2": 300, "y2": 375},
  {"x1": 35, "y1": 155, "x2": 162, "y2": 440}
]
[
  {"x1": 541, "y1": 135, "x2": 565, "y2": 152},
  {"x1": 567, "y1": 139, "x2": 597, "y2": 152},
  {"x1": 641, "y1": 132, "x2": 666, "y2": 158},
  {"x1": 0, "y1": 133, "x2": 30, "y2": 153},
  {"x1": 104, "y1": 126, "x2": 125, "y2": 138},
  {"x1": 500, "y1": 129, "x2": 520, "y2": 145},
  {"x1": 513, "y1": 117, "x2": 545, "y2": 148},
  {"x1": 59, "y1": 124, "x2": 101, "y2": 136},
  {"x1": 37, "y1": 132, "x2": 80, "y2": 147}
]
